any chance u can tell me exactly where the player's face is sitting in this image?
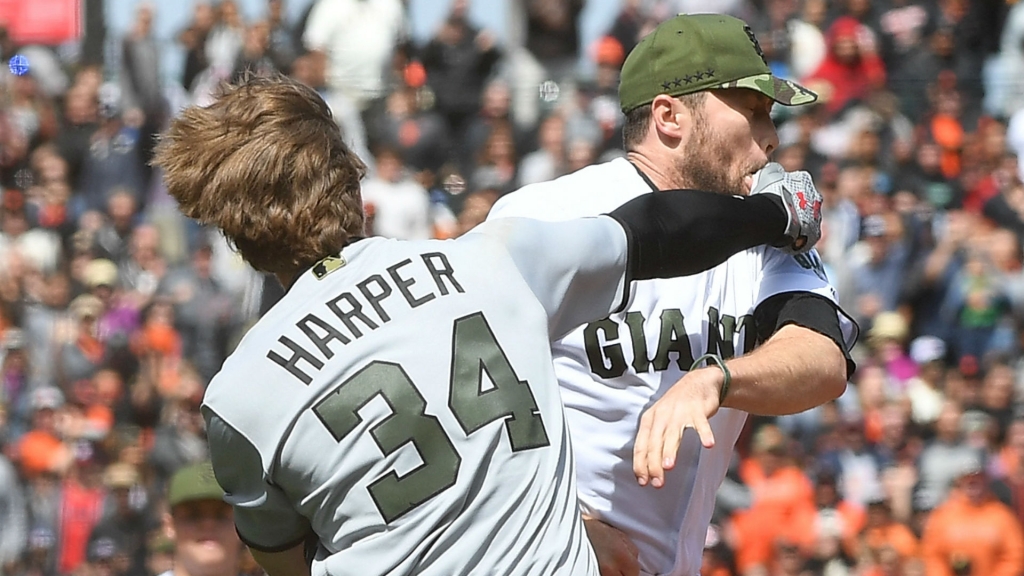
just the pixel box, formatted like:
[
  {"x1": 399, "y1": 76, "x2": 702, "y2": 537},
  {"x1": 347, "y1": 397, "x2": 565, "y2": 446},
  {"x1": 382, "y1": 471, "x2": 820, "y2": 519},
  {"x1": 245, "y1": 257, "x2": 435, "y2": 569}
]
[
  {"x1": 673, "y1": 88, "x2": 779, "y2": 196},
  {"x1": 170, "y1": 500, "x2": 240, "y2": 576}
]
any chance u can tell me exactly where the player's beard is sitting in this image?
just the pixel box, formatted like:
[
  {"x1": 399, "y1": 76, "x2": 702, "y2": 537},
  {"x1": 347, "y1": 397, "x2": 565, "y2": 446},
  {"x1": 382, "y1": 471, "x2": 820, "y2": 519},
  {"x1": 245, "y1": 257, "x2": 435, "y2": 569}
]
[{"x1": 673, "y1": 110, "x2": 749, "y2": 196}]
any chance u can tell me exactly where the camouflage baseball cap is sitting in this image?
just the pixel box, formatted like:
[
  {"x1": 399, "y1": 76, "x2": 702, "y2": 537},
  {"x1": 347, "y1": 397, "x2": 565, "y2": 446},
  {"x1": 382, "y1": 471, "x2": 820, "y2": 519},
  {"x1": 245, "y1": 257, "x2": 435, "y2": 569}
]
[
  {"x1": 167, "y1": 461, "x2": 225, "y2": 507},
  {"x1": 618, "y1": 13, "x2": 817, "y2": 112}
]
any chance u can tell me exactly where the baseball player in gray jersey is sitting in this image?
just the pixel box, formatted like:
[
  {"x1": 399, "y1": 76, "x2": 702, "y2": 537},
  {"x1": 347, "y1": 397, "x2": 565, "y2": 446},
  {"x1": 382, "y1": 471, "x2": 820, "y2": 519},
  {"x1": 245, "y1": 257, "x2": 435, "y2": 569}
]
[
  {"x1": 488, "y1": 14, "x2": 858, "y2": 576},
  {"x1": 153, "y1": 74, "x2": 822, "y2": 576}
]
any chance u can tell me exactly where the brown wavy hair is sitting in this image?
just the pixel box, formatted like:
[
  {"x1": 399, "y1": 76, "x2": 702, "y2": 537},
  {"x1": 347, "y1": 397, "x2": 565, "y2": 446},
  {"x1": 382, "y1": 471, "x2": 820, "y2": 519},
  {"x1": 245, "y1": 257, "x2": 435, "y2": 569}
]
[{"x1": 153, "y1": 74, "x2": 366, "y2": 276}]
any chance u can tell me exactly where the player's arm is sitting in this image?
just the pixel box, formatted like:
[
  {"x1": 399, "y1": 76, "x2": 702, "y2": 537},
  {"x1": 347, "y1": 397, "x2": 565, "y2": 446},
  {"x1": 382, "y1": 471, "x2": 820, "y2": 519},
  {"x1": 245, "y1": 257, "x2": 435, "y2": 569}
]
[
  {"x1": 633, "y1": 252, "x2": 856, "y2": 488},
  {"x1": 482, "y1": 180, "x2": 818, "y2": 339},
  {"x1": 202, "y1": 407, "x2": 314, "y2": 576}
]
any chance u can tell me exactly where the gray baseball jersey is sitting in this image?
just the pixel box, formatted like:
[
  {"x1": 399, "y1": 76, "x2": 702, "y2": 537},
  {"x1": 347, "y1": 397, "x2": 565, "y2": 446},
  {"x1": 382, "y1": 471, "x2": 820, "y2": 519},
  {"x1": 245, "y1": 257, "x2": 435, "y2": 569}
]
[{"x1": 202, "y1": 216, "x2": 632, "y2": 576}]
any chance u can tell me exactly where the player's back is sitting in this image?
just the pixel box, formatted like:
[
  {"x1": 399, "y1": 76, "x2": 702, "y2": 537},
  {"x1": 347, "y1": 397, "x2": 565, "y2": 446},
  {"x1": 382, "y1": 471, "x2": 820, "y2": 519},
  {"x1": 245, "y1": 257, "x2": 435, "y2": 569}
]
[{"x1": 202, "y1": 232, "x2": 599, "y2": 576}]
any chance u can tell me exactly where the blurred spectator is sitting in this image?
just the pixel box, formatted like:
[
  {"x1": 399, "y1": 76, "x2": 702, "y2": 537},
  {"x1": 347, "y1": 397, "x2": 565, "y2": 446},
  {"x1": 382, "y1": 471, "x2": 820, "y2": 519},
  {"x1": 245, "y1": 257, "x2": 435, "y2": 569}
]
[
  {"x1": 14, "y1": 387, "x2": 70, "y2": 479},
  {"x1": 56, "y1": 82, "x2": 100, "y2": 190},
  {"x1": 787, "y1": 0, "x2": 829, "y2": 80},
  {"x1": 915, "y1": 401, "x2": 982, "y2": 512},
  {"x1": 149, "y1": 398, "x2": 207, "y2": 485},
  {"x1": 55, "y1": 441, "x2": 108, "y2": 575},
  {"x1": 302, "y1": 0, "x2": 405, "y2": 113},
  {"x1": 57, "y1": 295, "x2": 107, "y2": 388},
  {"x1": 88, "y1": 463, "x2": 149, "y2": 576},
  {"x1": 373, "y1": 86, "x2": 452, "y2": 175},
  {"x1": 858, "y1": 494, "x2": 918, "y2": 566},
  {"x1": 266, "y1": 0, "x2": 299, "y2": 74},
  {"x1": 82, "y1": 535, "x2": 131, "y2": 576},
  {"x1": 231, "y1": 21, "x2": 278, "y2": 82},
  {"x1": 921, "y1": 455, "x2": 1024, "y2": 576},
  {"x1": 159, "y1": 241, "x2": 236, "y2": 384},
  {"x1": 206, "y1": 0, "x2": 246, "y2": 79},
  {"x1": 849, "y1": 216, "x2": 910, "y2": 324},
  {"x1": 178, "y1": 3, "x2": 217, "y2": 93},
  {"x1": 454, "y1": 188, "x2": 500, "y2": 238},
  {"x1": 523, "y1": 0, "x2": 583, "y2": 82},
  {"x1": 120, "y1": 3, "x2": 164, "y2": 168},
  {"x1": 0, "y1": 452, "x2": 27, "y2": 571},
  {"x1": 76, "y1": 84, "x2": 146, "y2": 218},
  {"x1": 421, "y1": 0, "x2": 501, "y2": 142},
  {"x1": 160, "y1": 462, "x2": 241, "y2": 576},
  {"x1": 906, "y1": 336, "x2": 948, "y2": 426},
  {"x1": 361, "y1": 147, "x2": 433, "y2": 241},
  {"x1": 731, "y1": 425, "x2": 816, "y2": 574},
  {"x1": 804, "y1": 17, "x2": 887, "y2": 115},
  {"x1": 470, "y1": 121, "x2": 519, "y2": 194},
  {"x1": 519, "y1": 112, "x2": 567, "y2": 186}
]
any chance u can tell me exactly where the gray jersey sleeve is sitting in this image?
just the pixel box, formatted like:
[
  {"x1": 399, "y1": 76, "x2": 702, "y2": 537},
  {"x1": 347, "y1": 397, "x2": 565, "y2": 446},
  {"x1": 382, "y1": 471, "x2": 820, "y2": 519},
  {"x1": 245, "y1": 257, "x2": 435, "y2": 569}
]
[
  {"x1": 468, "y1": 216, "x2": 629, "y2": 340},
  {"x1": 204, "y1": 407, "x2": 311, "y2": 551}
]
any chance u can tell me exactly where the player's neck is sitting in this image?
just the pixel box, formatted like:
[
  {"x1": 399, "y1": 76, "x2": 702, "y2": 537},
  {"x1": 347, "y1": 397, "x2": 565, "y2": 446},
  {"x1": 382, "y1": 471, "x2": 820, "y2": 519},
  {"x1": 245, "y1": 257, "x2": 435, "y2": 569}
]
[{"x1": 626, "y1": 150, "x2": 678, "y2": 191}]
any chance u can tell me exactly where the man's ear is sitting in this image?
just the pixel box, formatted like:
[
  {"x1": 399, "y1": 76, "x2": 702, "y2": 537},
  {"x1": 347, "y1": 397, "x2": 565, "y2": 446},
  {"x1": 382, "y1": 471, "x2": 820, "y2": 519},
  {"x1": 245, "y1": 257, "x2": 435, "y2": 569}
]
[{"x1": 650, "y1": 94, "x2": 691, "y2": 144}]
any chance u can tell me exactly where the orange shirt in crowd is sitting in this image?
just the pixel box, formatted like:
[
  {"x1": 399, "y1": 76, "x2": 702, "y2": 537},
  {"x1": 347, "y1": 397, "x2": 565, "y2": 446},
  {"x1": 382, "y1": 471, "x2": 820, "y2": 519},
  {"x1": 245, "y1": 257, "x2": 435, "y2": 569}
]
[
  {"x1": 862, "y1": 521, "x2": 919, "y2": 560},
  {"x1": 731, "y1": 459, "x2": 816, "y2": 572},
  {"x1": 922, "y1": 491, "x2": 1024, "y2": 576}
]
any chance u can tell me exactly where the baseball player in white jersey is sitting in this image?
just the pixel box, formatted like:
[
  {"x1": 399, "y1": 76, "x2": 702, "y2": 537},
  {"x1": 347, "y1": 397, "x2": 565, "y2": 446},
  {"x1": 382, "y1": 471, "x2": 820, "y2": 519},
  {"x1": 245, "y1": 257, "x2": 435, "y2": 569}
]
[
  {"x1": 488, "y1": 14, "x2": 858, "y2": 576},
  {"x1": 153, "y1": 75, "x2": 824, "y2": 576}
]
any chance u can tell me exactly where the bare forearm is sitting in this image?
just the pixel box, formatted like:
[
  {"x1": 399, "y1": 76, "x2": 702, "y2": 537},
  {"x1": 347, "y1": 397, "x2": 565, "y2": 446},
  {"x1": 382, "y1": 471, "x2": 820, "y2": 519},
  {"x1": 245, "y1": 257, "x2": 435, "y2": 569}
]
[
  {"x1": 721, "y1": 324, "x2": 846, "y2": 415},
  {"x1": 250, "y1": 542, "x2": 310, "y2": 576}
]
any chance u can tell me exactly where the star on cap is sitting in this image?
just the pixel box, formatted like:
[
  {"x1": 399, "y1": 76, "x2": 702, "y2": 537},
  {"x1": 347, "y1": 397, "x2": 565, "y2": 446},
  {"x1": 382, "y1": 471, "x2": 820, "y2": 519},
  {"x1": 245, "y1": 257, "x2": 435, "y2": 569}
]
[
  {"x1": 662, "y1": 81, "x2": 672, "y2": 90},
  {"x1": 705, "y1": 68, "x2": 715, "y2": 78},
  {"x1": 671, "y1": 78, "x2": 682, "y2": 88},
  {"x1": 693, "y1": 71, "x2": 704, "y2": 81}
]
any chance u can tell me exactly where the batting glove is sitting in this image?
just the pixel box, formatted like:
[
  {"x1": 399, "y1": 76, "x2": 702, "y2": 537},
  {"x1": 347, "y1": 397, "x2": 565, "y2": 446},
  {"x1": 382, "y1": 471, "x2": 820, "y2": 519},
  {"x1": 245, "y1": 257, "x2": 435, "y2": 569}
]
[{"x1": 750, "y1": 162, "x2": 822, "y2": 255}]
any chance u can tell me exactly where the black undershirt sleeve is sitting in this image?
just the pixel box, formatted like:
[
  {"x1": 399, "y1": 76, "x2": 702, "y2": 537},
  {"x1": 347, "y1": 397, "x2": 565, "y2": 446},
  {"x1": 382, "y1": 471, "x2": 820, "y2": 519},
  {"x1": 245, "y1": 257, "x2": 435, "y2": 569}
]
[
  {"x1": 753, "y1": 291, "x2": 858, "y2": 378},
  {"x1": 607, "y1": 189, "x2": 789, "y2": 281}
]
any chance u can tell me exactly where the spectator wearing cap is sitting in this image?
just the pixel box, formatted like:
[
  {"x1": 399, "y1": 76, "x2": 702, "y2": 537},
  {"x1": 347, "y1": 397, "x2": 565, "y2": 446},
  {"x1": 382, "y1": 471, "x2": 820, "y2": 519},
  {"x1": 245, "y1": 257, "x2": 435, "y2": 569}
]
[
  {"x1": 1, "y1": 328, "x2": 28, "y2": 417},
  {"x1": 867, "y1": 311, "x2": 917, "y2": 387},
  {"x1": 158, "y1": 235, "x2": 238, "y2": 385},
  {"x1": 858, "y1": 492, "x2": 919, "y2": 567},
  {"x1": 803, "y1": 16, "x2": 886, "y2": 115},
  {"x1": 84, "y1": 257, "x2": 140, "y2": 352},
  {"x1": 943, "y1": 247, "x2": 1010, "y2": 364},
  {"x1": 14, "y1": 387, "x2": 70, "y2": 478},
  {"x1": 76, "y1": 82, "x2": 146, "y2": 218},
  {"x1": 158, "y1": 462, "x2": 241, "y2": 576},
  {"x1": 93, "y1": 190, "x2": 138, "y2": 266},
  {"x1": 906, "y1": 336, "x2": 949, "y2": 426},
  {"x1": 731, "y1": 425, "x2": 817, "y2": 574},
  {"x1": 915, "y1": 401, "x2": 984, "y2": 512},
  {"x1": 56, "y1": 294, "x2": 107, "y2": 388},
  {"x1": 90, "y1": 462, "x2": 150, "y2": 576},
  {"x1": 84, "y1": 534, "x2": 130, "y2": 576},
  {"x1": 0, "y1": 450, "x2": 27, "y2": 572},
  {"x1": 921, "y1": 455, "x2": 1024, "y2": 576},
  {"x1": 849, "y1": 215, "x2": 911, "y2": 326}
]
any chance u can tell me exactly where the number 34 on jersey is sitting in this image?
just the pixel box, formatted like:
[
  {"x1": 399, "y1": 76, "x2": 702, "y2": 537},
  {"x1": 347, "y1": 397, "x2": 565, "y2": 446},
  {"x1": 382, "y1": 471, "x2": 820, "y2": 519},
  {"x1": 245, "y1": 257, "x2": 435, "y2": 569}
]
[{"x1": 312, "y1": 312, "x2": 550, "y2": 523}]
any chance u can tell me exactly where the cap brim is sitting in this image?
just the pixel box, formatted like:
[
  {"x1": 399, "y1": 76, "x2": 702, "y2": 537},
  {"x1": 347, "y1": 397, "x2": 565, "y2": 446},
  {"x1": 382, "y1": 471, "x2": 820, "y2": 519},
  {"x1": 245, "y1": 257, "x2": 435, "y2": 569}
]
[{"x1": 716, "y1": 73, "x2": 818, "y2": 106}]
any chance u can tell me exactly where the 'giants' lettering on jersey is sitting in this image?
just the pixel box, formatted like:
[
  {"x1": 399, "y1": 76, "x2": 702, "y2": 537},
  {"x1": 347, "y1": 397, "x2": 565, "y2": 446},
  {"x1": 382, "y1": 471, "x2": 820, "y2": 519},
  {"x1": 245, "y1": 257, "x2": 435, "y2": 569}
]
[
  {"x1": 266, "y1": 252, "x2": 465, "y2": 384},
  {"x1": 583, "y1": 307, "x2": 755, "y2": 379}
]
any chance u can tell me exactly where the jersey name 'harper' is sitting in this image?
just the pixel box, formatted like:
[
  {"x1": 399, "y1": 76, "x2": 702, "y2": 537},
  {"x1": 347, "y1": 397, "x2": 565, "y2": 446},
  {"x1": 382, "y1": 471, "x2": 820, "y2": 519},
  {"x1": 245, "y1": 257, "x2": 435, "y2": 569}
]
[{"x1": 266, "y1": 251, "x2": 465, "y2": 385}]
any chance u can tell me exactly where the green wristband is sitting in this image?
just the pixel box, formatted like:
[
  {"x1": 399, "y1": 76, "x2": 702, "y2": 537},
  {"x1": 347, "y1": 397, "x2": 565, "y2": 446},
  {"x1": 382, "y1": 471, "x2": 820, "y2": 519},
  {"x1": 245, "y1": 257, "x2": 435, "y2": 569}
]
[{"x1": 690, "y1": 353, "x2": 731, "y2": 405}]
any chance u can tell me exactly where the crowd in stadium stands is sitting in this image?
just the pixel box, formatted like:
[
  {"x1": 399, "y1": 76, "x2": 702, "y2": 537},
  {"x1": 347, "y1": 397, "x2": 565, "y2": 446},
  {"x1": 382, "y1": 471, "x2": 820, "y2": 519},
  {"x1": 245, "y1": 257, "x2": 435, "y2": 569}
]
[{"x1": 4, "y1": 0, "x2": 1024, "y2": 574}]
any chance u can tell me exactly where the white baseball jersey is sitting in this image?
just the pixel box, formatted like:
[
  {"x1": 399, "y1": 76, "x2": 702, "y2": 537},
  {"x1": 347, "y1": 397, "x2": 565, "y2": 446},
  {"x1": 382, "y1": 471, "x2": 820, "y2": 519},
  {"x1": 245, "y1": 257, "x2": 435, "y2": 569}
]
[
  {"x1": 488, "y1": 158, "x2": 856, "y2": 576},
  {"x1": 202, "y1": 216, "x2": 635, "y2": 576}
]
